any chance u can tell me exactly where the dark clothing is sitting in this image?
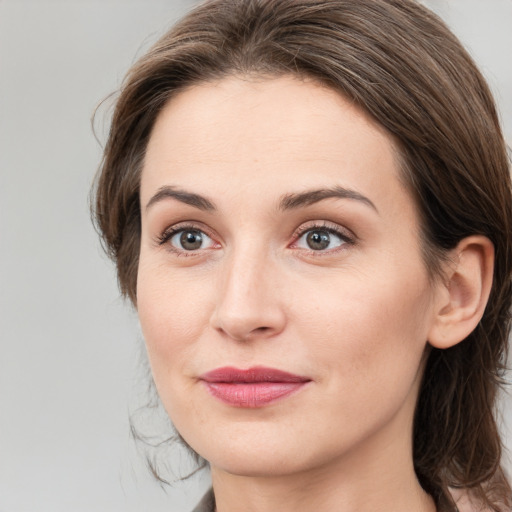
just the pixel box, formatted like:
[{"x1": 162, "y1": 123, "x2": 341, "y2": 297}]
[
  {"x1": 191, "y1": 488, "x2": 459, "y2": 511},
  {"x1": 191, "y1": 489, "x2": 215, "y2": 512}
]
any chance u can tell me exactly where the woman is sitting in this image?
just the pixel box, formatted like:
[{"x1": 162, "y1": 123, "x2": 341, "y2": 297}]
[{"x1": 92, "y1": 0, "x2": 512, "y2": 510}]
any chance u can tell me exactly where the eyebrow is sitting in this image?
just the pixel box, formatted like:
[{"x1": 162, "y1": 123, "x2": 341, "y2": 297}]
[
  {"x1": 279, "y1": 186, "x2": 378, "y2": 213},
  {"x1": 145, "y1": 184, "x2": 377, "y2": 214},
  {"x1": 146, "y1": 186, "x2": 216, "y2": 211}
]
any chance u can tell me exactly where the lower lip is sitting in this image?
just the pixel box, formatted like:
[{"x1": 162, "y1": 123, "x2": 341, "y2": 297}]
[{"x1": 203, "y1": 382, "x2": 308, "y2": 408}]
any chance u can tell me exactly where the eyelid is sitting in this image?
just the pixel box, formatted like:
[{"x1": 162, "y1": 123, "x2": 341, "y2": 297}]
[
  {"x1": 290, "y1": 221, "x2": 356, "y2": 252},
  {"x1": 156, "y1": 221, "x2": 221, "y2": 253},
  {"x1": 154, "y1": 219, "x2": 355, "y2": 256}
]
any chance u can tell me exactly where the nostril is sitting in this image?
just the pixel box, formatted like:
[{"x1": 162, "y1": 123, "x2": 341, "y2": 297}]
[
  {"x1": 228, "y1": 325, "x2": 276, "y2": 342},
  {"x1": 253, "y1": 326, "x2": 273, "y2": 334},
  {"x1": 210, "y1": 285, "x2": 287, "y2": 341}
]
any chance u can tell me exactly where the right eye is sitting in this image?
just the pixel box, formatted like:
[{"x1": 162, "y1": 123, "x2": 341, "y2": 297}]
[{"x1": 168, "y1": 228, "x2": 216, "y2": 251}]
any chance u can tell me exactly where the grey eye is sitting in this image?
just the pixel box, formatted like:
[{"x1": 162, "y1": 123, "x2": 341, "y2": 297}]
[
  {"x1": 171, "y1": 229, "x2": 213, "y2": 251},
  {"x1": 297, "y1": 229, "x2": 345, "y2": 251},
  {"x1": 306, "y1": 231, "x2": 331, "y2": 250}
]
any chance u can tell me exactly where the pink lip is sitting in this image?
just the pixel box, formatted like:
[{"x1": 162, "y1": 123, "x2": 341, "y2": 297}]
[{"x1": 199, "y1": 366, "x2": 311, "y2": 408}]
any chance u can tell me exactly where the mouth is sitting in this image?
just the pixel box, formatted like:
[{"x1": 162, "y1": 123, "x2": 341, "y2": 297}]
[{"x1": 199, "y1": 366, "x2": 312, "y2": 408}]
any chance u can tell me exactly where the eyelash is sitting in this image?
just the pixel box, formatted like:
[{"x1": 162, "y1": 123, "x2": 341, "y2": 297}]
[
  {"x1": 156, "y1": 221, "x2": 355, "y2": 256},
  {"x1": 291, "y1": 222, "x2": 355, "y2": 254},
  {"x1": 156, "y1": 223, "x2": 217, "y2": 257}
]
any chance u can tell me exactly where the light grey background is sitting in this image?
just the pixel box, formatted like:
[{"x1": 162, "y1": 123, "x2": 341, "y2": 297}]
[{"x1": 0, "y1": 1, "x2": 511, "y2": 511}]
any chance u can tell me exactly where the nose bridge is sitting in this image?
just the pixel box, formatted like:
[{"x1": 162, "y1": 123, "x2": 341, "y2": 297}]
[{"x1": 211, "y1": 241, "x2": 285, "y2": 341}]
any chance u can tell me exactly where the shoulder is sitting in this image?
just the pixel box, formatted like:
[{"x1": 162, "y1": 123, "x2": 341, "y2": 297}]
[{"x1": 191, "y1": 488, "x2": 215, "y2": 512}]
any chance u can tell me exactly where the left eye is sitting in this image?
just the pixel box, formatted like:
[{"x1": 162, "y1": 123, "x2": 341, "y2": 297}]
[
  {"x1": 169, "y1": 229, "x2": 215, "y2": 251},
  {"x1": 295, "y1": 228, "x2": 346, "y2": 251}
]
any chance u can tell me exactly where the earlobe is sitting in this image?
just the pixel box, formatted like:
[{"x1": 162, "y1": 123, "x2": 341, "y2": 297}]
[{"x1": 428, "y1": 236, "x2": 494, "y2": 349}]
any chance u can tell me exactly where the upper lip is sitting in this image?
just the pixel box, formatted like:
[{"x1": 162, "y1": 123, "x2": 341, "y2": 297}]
[{"x1": 200, "y1": 366, "x2": 311, "y2": 383}]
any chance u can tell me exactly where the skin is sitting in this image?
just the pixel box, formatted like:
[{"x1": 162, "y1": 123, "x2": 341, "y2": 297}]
[{"x1": 137, "y1": 75, "x2": 447, "y2": 512}]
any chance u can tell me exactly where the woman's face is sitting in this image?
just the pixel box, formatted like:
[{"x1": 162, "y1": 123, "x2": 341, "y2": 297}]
[{"x1": 137, "y1": 75, "x2": 441, "y2": 478}]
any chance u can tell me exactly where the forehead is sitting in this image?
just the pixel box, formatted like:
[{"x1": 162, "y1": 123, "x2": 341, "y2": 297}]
[{"x1": 141, "y1": 75, "x2": 408, "y2": 215}]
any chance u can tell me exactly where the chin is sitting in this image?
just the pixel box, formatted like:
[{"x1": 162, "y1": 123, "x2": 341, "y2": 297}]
[
  {"x1": 178, "y1": 423, "x2": 301, "y2": 475},
  {"x1": 210, "y1": 449, "x2": 313, "y2": 478},
  {"x1": 184, "y1": 425, "x2": 347, "y2": 480}
]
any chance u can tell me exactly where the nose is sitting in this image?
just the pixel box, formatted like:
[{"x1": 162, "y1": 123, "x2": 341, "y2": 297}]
[{"x1": 210, "y1": 248, "x2": 287, "y2": 342}]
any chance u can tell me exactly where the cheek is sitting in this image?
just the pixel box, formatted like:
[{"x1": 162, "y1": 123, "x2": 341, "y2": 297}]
[
  {"x1": 289, "y1": 273, "x2": 432, "y2": 444},
  {"x1": 136, "y1": 262, "x2": 214, "y2": 379},
  {"x1": 296, "y1": 264, "x2": 433, "y2": 386}
]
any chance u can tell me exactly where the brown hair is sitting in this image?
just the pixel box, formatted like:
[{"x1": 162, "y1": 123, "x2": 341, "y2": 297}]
[{"x1": 92, "y1": 0, "x2": 512, "y2": 509}]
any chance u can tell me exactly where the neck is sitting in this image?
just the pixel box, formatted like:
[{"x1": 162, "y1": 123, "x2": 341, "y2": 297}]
[
  {"x1": 210, "y1": 388, "x2": 436, "y2": 512},
  {"x1": 211, "y1": 452, "x2": 435, "y2": 512}
]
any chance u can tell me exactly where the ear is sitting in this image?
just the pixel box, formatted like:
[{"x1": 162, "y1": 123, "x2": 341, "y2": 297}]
[{"x1": 428, "y1": 235, "x2": 494, "y2": 349}]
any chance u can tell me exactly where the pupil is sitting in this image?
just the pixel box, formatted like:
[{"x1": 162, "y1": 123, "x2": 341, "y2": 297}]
[
  {"x1": 307, "y1": 230, "x2": 330, "y2": 250},
  {"x1": 180, "y1": 230, "x2": 203, "y2": 250}
]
